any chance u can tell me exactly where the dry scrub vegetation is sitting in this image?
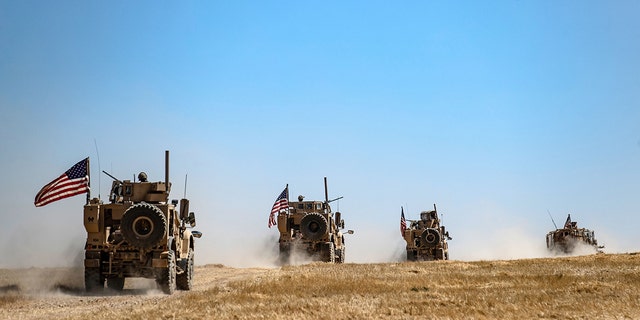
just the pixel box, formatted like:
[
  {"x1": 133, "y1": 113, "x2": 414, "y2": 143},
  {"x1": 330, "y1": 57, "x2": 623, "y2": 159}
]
[{"x1": 1, "y1": 253, "x2": 640, "y2": 319}]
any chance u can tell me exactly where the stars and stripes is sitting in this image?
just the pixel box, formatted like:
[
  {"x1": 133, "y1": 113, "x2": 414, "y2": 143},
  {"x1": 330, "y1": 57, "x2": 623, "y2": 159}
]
[
  {"x1": 34, "y1": 158, "x2": 89, "y2": 207},
  {"x1": 400, "y1": 206, "x2": 407, "y2": 237},
  {"x1": 564, "y1": 214, "x2": 572, "y2": 229},
  {"x1": 269, "y1": 186, "x2": 288, "y2": 228}
]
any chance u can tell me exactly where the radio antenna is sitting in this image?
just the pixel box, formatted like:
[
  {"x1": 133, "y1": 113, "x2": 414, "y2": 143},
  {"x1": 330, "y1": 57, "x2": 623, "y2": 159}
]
[
  {"x1": 93, "y1": 138, "x2": 101, "y2": 199},
  {"x1": 547, "y1": 209, "x2": 558, "y2": 229}
]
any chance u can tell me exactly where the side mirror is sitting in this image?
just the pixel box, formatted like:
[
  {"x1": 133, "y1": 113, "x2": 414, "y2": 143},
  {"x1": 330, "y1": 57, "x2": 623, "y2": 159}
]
[
  {"x1": 192, "y1": 230, "x2": 202, "y2": 238},
  {"x1": 188, "y1": 212, "x2": 196, "y2": 227},
  {"x1": 180, "y1": 199, "x2": 190, "y2": 220},
  {"x1": 346, "y1": 230, "x2": 354, "y2": 235}
]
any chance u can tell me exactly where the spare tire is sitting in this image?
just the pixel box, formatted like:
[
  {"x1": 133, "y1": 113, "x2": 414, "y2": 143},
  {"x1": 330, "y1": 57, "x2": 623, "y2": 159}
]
[
  {"x1": 420, "y1": 228, "x2": 441, "y2": 248},
  {"x1": 121, "y1": 202, "x2": 167, "y2": 249},
  {"x1": 300, "y1": 213, "x2": 328, "y2": 241}
]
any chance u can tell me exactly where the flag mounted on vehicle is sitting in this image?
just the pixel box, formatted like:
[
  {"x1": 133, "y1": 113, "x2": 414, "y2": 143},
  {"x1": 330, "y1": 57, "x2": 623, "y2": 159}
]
[
  {"x1": 34, "y1": 157, "x2": 89, "y2": 207},
  {"x1": 564, "y1": 214, "x2": 572, "y2": 229},
  {"x1": 400, "y1": 206, "x2": 407, "y2": 236},
  {"x1": 269, "y1": 185, "x2": 288, "y2": 228}
]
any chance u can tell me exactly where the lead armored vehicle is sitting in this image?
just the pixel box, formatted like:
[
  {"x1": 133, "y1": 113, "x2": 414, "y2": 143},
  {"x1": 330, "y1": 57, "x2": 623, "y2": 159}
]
[
  {"x1": 274, "y1": 177, "x2": 352, "y2": 264},
  {"x1": 402, "y1": 204, "x2": 452, "y2": 261},
  {"x1": 546, "y1": 214, "x2": 602, "y2": 254},
  {"x1": 83, "y1": 151, "x2": 201, "y2": 294}
]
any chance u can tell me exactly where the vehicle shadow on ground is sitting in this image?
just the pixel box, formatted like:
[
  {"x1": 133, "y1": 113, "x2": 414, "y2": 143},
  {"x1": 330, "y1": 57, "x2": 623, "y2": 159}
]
[
  {"x1": 0, "y1": 284, "x2": 20, "y2": 294},
  {"x1": 53, "y1": 283, "x2": 162, "y2": 296}
]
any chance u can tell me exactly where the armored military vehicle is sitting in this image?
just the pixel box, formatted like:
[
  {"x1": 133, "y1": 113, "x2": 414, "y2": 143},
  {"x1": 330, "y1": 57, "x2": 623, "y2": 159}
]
[
  {"x1": 546, "y1": 214, "x2": 602, "y2": 254},
  {"x1": 401, "y1": 204, "x2": 452, "y2": 261},
  {"x1": 274, "y1": 177, "x2": 352, "y2": 264},
  {"x1": 83, "y1": 151, "x2": 201, "y2": 294}
]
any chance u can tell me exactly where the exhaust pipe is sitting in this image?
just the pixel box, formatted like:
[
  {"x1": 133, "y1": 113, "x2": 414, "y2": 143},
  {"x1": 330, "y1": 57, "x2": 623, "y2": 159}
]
[
  {"x1": 165, "y1": 150, "x2": 170, "y2": 191},
  {"x1": 324, "y1": 177, "x2": 329, "y2": 204}
]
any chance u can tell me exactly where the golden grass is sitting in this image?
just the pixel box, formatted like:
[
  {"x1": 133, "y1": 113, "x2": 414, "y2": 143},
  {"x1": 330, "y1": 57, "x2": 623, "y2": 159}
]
[{"x1": 3, "y1": 253, "x2": 640, "y2": 319}]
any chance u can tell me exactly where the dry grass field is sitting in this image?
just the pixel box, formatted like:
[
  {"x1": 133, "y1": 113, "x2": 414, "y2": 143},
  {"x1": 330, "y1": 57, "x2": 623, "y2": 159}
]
[{"x1": 1, "y1": 253, "x2": 639, "y2": 319}]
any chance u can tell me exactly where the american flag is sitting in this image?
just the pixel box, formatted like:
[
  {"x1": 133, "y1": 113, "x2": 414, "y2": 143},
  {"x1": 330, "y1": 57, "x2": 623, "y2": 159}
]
[
  {"x1": 268, "y1": 186, "x2": 288, "y2": 228},
  {"x1": 400, "y1": 207, "x2": 407, "y2": 236},
  {"x1": 564, "y1": 214, "x2": 572, "y2": 229},
  {"x1": 34, "y1": 158, "x2": 89, "y2": 207}
]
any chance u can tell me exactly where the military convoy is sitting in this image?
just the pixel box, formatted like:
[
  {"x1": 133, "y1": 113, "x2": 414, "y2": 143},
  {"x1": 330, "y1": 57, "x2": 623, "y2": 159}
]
[
  {"x1": 274, "y1": 177, "x2": 353, "y2": 264},
  {"x1": 83, "y1": 151, "x2": 201, "y2": 294},
  {"x1": 401, "y1": 205, "x2": 452, "y2": 261},
  {"x1": 546, "y1": 214, "x2": 603, "y2": 254},
  {"x1": 34, "y1": 148, "x2": 615, "y2": 297}
]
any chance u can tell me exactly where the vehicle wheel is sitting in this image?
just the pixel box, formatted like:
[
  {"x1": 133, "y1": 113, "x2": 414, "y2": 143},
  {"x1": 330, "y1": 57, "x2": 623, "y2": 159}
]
[
  {"x1": 177, "y1": 249, "x2": 194, "y2": 290},
  {"x1": 300, "y1": 213, "x2": 328, "y2": 241},
  {"x1": 106, "y1": 277, "x2": 125, "y2": 291},
  {"x1": 322, "y1": 242, "x2": 335, "y2": 263},
  {"x1": 85, "y1": 267, "x2": 104, "y2": 292},
  {"x1": 420, "y1": 228, "x2": 441, "y2": 248},
  {"x1": 338, "y1": 247, "x2": 345, "y2": 264},
  {"x1": 156, "y1": 250, "x2": 176, "y2": 294},
  {"x1": 406, "y1": 250, "x2": 417, "y2": 262},
  {"x1": 278, "y1": 246, "x2": 290, "y2": 265},
  {"x1": 121, "y1": 203, "x2": 167, "y2": 249}
]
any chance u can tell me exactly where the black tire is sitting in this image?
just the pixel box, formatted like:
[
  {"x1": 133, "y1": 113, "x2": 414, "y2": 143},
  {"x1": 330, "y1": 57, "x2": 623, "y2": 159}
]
[
  {"x1": 156, "y1": 250, "x2": 176, "y2": 294},
  {"x1": 406, "y1": 250, "x2": 417, "y2": 262},
  {"x1": 300, "y1": 213, "x2": 328, "y2": 241},
  {"x1": 321, "y1": 242, "x2": 335, "y2": 263},
  {"x1": 106, "y1": 277, "x2": 125, "y2": 291},
  {"x1": 177, "y1": 249, "x2": 194, "y2": 291},
  {"x1": 420, "y1": 228, "x2": 441, "y2": 248},
  {"x1": 85, "y1": 267, "x2": 104, "y2": 293},
  {"x1": 121, "y1": 203, "x2": 167, "y2": 249},
  {"x1": 278, "y1": 245, "x2": 290, "y2": 265},
  {"x1": 337, "y1": 246, "x2": 345, "y2": 264}
]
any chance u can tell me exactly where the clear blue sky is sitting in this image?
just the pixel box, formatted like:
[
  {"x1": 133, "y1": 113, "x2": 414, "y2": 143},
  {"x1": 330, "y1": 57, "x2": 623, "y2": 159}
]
[{"x1": 1, "y1": 1, "x2": 639, "y2": 267}]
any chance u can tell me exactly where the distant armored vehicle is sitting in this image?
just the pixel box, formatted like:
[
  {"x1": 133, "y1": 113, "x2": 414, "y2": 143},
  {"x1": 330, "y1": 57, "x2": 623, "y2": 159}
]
[
  {"x1": 401, "y1": 204, "x2": 452, "y2": 261},
  {"x1": 83, "y1": 151, "x2": 201, "y2": 294},
  {"x1": 546, "y1": 214, "x2": 602, "y2": 254},
  {"x1": 271, "y1": 177, "x2": 353, "y2": 264}
]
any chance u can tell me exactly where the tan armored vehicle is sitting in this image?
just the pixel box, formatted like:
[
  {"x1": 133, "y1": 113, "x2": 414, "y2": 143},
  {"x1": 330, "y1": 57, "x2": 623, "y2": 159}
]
[
  {"x1": 546, "y1": 214, "x2": 602, "y2": 254},
  {"x1": 83, "y1": 151, "x2": 201, "y2": 294},
  {"x1": 275, "y1": 177, "x2": 353, "y2": 264},
  {"x1": 402, "y1": 204, "x2": 452, "y2": 261}
]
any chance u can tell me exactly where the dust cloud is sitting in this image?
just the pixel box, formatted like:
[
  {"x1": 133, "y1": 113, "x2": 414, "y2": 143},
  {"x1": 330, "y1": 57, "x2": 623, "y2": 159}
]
[{"x1": 452, "y1": 226, "x2": 552, "y2": 261}]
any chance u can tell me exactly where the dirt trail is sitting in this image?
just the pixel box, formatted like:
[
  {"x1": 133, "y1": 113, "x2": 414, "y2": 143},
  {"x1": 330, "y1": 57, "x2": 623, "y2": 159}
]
[{"x1": 0, "y1": 265, "x2": 271, "y2": 320}]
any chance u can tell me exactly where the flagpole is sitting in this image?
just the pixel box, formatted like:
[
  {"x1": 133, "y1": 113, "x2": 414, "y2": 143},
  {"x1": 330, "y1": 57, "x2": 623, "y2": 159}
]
[
  {"x1": 86, "y1": 157, "x2": 90, "y2": 205},
  {"x1": 285, "y1": 184, "x2": 289, "y2": 213}
]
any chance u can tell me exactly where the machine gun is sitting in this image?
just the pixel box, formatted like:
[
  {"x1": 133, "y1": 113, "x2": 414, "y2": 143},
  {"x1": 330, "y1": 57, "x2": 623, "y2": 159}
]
[{"x1": 102, "y1": 170, "x2": 123, "y2": 184}]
